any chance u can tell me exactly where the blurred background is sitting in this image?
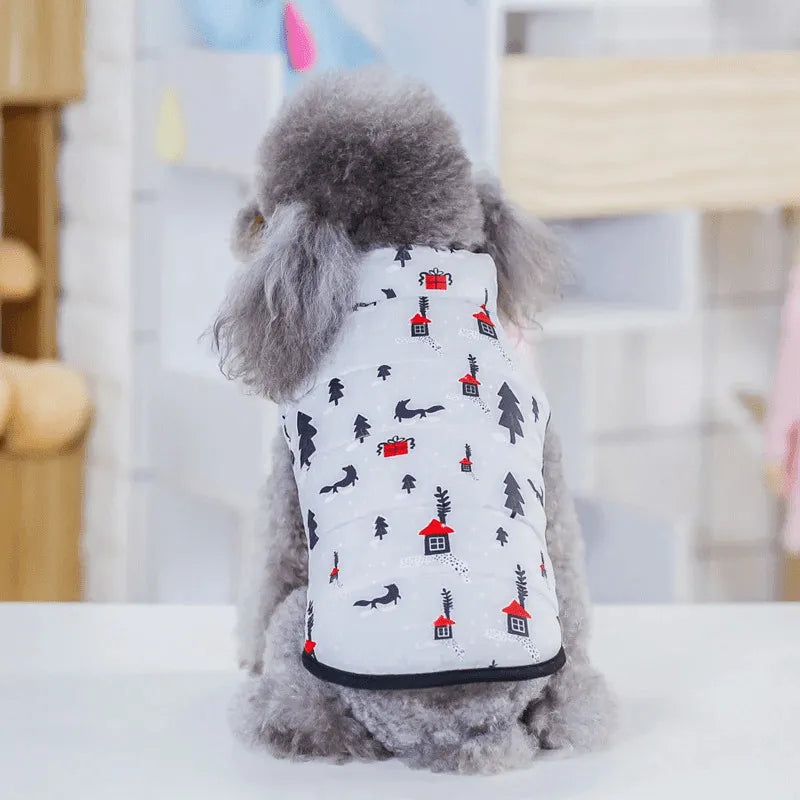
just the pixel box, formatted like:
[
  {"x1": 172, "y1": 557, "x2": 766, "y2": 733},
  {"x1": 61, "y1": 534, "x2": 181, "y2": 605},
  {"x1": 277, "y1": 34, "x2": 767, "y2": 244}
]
[{"x1": 1, "y1": 0, "x2": 799, "y2": 606}]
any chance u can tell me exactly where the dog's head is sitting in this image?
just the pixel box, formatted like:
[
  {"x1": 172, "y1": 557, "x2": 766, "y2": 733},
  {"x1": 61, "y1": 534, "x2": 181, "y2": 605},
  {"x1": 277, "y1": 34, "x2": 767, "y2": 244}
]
[{"x1": 215, "y1": 70, "x2": 562, "y2": 402}]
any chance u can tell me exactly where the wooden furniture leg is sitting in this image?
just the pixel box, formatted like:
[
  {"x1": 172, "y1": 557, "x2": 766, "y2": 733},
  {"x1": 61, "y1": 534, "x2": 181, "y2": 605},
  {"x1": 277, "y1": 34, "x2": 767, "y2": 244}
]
[{"x1": 1, "y1": 105, "x2": 60, "y2": 358}]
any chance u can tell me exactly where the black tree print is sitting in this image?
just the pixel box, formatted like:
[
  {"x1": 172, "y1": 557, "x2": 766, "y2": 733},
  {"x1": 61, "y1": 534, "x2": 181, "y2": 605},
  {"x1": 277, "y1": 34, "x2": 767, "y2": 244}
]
[
  {"x1": 395, "y1": 246, "x2": 412, "y2": 267},
  {"x1": 496, "y1": 527, "x2": 509, "y2": 547},
  {"x1": 497, "y1": 382, "x2": 524, "y2": 444},
  {"x1": 304, "y1": 601, "x2": 316, "y2": 659},
  {"x1": 467, "y1": 353, "x2": 478, "y2": 379},
  {"x1": 354, "y1": 414, "x2": 371, "y2": 443},
  {"x1": 307, "y1": 509, "x2": 319, "y2": 550},
  {"x1": 419, "y1": 296, "x2": 429, "y2": 318},
  {"x1": 282, "y1": 414, "x2": 290, "y2": 443},
  {"x1": 328, "y1": 378, "x2": 344, "y2": 406},
  {"x1": 377, "y1": 364, "x2": 392, "y2": 381},
  {"x1": 374, "y1": 516, "x2": 389, "y2": 541},
  {"x1": 504, "y1": 472, "x2": 525, "y2": 518},
  {"x1": 528, "y1": 478, "x2": 544, "y2": 507},
  {"x1": 531, "y1": 395, "x2": 540, "y2": 423},
  {"x1": 435, "y1": 485, "x2": 451, "y2": 523},
  {"x1": 401, "y1": 474, "x2": 416, "y2": 494},
  {"x1": 441, "y1": 588, "x2": 453, "y2": 619},
  {"x1": 297, "y1": 412, "x2": 317, "y2": 469},
  {"x1": 515, "y1": 564, "x2": 529, "y2": 608}
]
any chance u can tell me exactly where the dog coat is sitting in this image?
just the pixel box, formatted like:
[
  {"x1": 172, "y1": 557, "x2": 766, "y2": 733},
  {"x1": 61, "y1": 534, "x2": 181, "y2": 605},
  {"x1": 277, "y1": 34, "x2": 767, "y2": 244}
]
[{"x1": 281, "y1": 246, "x2": 565, "y2": 689}]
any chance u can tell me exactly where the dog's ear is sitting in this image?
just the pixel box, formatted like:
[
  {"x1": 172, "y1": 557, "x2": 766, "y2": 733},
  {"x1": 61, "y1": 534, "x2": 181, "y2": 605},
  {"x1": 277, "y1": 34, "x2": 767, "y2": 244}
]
[
  {"x1": 214, "y1": 201, "x2": 359, "y2": 402},
  {"x1": 231, "y1": 200, "x2": 267, "y2": 262},
  {"x1": 475, "y1": 172, "x2": 565, "y2": 326}
]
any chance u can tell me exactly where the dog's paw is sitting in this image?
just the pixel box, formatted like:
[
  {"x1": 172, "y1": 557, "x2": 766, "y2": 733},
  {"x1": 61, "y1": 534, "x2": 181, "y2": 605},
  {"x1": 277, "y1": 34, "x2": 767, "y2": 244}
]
[
  {"x1": 238, "y1": 658, "x2": 264, "y2": 675},
  {"x1": 524, "y1": 665, "x2": 616, "y2": 751},
  {"x1": 231, "y1": 673, "x2": 391, "y2": 764}
]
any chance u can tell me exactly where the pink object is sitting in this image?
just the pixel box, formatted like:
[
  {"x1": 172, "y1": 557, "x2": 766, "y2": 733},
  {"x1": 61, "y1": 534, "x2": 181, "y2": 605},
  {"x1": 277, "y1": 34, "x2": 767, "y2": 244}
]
[
  {"x1": 284, "y1": 2, "x2": 316, "y2": 72},
  {"x1": 766, "y1": 263, "x2": 800, "y2": 553}
]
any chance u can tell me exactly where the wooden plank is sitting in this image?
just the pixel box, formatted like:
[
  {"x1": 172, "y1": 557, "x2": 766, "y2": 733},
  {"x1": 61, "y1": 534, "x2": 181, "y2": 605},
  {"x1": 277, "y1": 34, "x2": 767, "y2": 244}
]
[
  {"x1": 0, "y1": 438, "x2": 85, "y2": 601},
  {"x1": 502, "y1": 53, "x2": 800, "y2": 219},
  {"x1": 1, "y1": 105, "x2": 60, "y2": 358},
  {"x1": 42, "y1": 0, "x2": 85, "y2": 101},
  {"x1": 0, "y1": 0, "x2": 84, "y2": 103}
]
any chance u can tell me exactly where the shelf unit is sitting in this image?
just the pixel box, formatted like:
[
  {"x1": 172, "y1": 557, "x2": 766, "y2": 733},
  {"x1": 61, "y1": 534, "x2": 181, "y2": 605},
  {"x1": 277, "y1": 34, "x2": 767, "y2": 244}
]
[
  {"x1": 114, "y1": 0, "x2": 799, "y2": 603},
  {"x1": 0, "y1": 0, "x2": 87, "y2": 601}
]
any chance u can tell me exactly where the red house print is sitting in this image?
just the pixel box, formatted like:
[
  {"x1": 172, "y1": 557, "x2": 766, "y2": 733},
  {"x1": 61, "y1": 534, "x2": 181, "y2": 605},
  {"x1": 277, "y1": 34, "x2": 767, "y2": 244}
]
[
  {"x1": 540, "y1": 550, "x2": 547, "y2": 580},
  {"x1": 329, "y1": 551, "x2": 340, "y2": 585},
  {"x1": 459, "y1": 354, "x2": 481, "y2": 397},
  {"x1": 418, "y1": 267, "x2": 452, "y2": 291},
  {"x1": 474, "y1": 291, "x2": 497, "y2": 339},
  {"x1": 502, "y1": 599, "x2": 531, "y2": 637},
  {"x1": 433, "y1": 615, "x2": 455, "y2": 639},
  {"x1": 377, "y1": 435, "x2": 415, "y2": 458},
  {"x1": 502, "y1": 564, "x2": 531, "y2": 637},
  {"x1": 460, "y1": 443, "x2": 473, "y2": 473},
  {"x1": 304, "y1": 601, "x2": 317, "y2": 659},
  {"x1": 419, "y1": 519, "x2": 454, "y2": 555},
  {"x1": 434, "y1": 588, "x2": 456, "y2": 640},
  {"x1": 411, "y1": 296, "x2": 431, "y2": 337},
  {"x1": 420, "y1": 487, "x2": 454, "y2": 556}
]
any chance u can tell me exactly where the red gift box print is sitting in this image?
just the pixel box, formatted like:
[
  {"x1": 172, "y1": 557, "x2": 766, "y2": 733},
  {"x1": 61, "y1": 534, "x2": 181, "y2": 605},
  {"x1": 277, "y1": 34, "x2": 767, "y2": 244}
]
[
  {"x1": 377, "y1": 435, "x2": 416, "y2": 457},
  {"x1": 419, "y1": 267, "x2": 452, "y2": 291}
]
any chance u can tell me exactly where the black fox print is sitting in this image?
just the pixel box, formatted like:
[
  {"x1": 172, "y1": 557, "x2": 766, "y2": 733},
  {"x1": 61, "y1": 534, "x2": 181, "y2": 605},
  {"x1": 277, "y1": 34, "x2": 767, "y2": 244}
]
[
  {"x1": 320, "y1": 465, "x2": 358, "y2": 494},
  {"x1": 353, "y1": 583, "x2": 401, "y2": 608},
  {"x1": 394, "y1": 399, "x2": 445, "y2": 421}
]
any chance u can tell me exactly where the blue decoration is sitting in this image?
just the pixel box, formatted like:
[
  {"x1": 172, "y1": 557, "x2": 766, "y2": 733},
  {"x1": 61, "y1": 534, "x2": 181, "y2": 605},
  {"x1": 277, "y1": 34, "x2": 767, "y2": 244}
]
[{"x1": 181, "y1": 0, "x2": 379, "y2": 90}]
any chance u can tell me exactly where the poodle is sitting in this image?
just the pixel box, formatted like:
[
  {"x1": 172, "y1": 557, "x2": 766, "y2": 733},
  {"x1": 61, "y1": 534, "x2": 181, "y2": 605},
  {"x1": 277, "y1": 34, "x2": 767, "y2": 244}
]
[{"x1": 214, "y1": 70, "x2": 613, "y2": 774}]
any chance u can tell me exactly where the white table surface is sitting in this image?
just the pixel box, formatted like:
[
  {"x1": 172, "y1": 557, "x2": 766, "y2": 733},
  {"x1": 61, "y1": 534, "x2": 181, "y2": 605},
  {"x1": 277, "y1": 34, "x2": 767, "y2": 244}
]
[{"x1": 1, "y1": 603, "x2": 798, "y2": 800}]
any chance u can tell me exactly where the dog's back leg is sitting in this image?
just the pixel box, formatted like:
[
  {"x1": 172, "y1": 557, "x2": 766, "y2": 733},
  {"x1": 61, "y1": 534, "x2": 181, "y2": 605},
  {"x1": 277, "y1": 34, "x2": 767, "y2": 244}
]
[
  {"x1": 232, "y1": 587, "x2": 391, "y2": 763},
  {"x1": 237, "y1": 429, "x2": 308, "y2": 673},
  {"x1": 522, "y1": 427, "x2": 616, "y2": 751},
  {"x1": 340, "y1": 678, "x2": 544, "y2": 774}
]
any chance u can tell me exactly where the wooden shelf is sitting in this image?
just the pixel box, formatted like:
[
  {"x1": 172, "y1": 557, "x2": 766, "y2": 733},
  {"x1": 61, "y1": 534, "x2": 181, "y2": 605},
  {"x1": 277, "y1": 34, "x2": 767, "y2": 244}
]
[
  {"x1": 501, "y1": 52, "x2": 800, "y2": 219},
  {"x1": 0, "y1": 0, "x2": 84, "y2": 104}
]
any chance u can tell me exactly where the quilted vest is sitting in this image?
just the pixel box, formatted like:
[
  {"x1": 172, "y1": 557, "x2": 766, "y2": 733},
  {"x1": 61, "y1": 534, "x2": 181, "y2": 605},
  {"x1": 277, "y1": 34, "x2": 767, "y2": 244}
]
[{"x1": 280, "y1": 246, "x2": 565, "y2": 689}]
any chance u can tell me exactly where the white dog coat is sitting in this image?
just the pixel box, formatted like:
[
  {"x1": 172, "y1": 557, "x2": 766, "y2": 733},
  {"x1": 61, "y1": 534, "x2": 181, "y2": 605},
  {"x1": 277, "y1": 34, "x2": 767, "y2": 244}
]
[{"x1": 281, "y1": 246, "x2": 565, "y2": 689}]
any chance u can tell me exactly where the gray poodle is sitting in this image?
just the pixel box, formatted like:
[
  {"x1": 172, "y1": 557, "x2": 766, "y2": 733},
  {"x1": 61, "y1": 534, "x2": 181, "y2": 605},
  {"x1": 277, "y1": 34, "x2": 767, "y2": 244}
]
[{"x1": 214, "y1": 70, "x2": 613, "y2": 774}]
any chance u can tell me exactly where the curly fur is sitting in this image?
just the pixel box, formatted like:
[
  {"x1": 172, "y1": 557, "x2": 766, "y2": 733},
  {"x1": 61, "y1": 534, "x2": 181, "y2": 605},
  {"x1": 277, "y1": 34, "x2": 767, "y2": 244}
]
[
  {"x1": 256, "y1": 70, "x2": 486, "y2": 250},
  {"x1": 217, "y1": 70, "x2": 614, "y2": 773},
  {"x1": 214, "y1": 202, "x2": 360, "y2": 402},
  {"x1": 474, "y1": 173, "x2": 567, "y2": 326}
]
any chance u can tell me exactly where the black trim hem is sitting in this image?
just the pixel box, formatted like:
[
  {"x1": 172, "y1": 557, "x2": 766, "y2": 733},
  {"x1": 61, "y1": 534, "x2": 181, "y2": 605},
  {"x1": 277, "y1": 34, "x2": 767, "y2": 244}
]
[{"x1": 301, "y1": 647, "x2": 566, "y2": 690}]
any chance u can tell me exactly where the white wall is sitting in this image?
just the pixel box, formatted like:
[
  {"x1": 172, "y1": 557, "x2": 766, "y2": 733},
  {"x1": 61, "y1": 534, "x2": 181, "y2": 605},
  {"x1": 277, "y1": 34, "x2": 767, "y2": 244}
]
[{"x1": 59, "y1": 0, "x2": 137, "y2": 600}]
